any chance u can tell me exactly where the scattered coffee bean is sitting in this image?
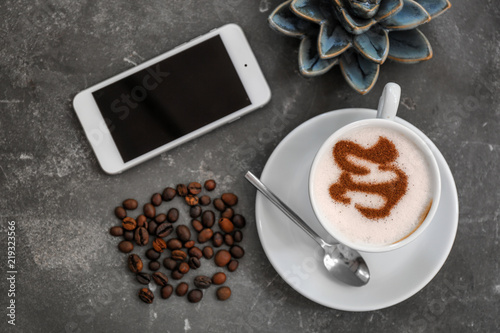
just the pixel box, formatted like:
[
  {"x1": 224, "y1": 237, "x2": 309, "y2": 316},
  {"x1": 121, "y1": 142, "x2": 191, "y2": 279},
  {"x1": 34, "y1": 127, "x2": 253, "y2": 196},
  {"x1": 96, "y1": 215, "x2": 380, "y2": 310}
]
[
  {"x1": 233, "y1": 230, "x2": 243, "y2": 242},
  {"x1": 152, "y1": 238, "x2": 167, "y2": 252},
  {"x1": 143, "y1": 203, "x2": 156, "y2": 218},
  {"x1": 188, "y1": 182, "x2": 202, "y2": 195},
  {"x1": 148, "y1": 221, "x2": 158, "y2": 235},
  {"x1": 212, "y1": 232, "x2": 223, "y2": 247},
  {"x1": 228, "y1": 260, "x2": 239, "y2": 272},
  {"x1": 151, "y1": 193, "x2": 162, "y2": 206},
  {"x1": 219, "y1": 218, "x2": 234, "y2": 233},
  {"x1": 136, "y1": 215, "x2": 147, "y2": 228},
  {"x1": 201, "y1": 210, "x2": 215, "y2": 228},
  {"x1": 191, "y1": 219, "x2": 203, "y2": 232},
  {"x1": 167, "y1": 238, "x2": 182, "y2": 251},
  {"x1": 204, "y1": 179, "x2": 216, "y2": 191},
  {"x1": 149, "y1": 261, "x2": 160, "y2": 271},
  {"x1": 128, "y1": 254, "x2": 143, "y2": 273},
  {"x1": 213, "y1": 198, "x2": 225, "y2": 211},
  {"x1": 194, "y1": 275, "x2": 212, "y2": 289},
  {"x1": 119, "y1": 240, "x2": 134, "y2": 253},
  {"x1": 188, "y1": 289, "x2": 203, "y2": 303},
  {"x1": 221, "y1": 208, "x2": 234, "y2": 219},
  {"x1": 199, "y1": 195, "x2": 211, "y2": 206},
  {"x1": 188, "y1": 247, "x2": 203, "y2": 259},
  {"x1": 185, "y1": 195, "x2": 199, "y2": 206},
  {"x1": 162, "y1": 187, "x2": 177, "y2": 201},
  {"x1": 212, "y1": 272, "x2": 226, "y2": 285},
  {"x1": 232, "y1": 214, "x2": 246, "y2": 229},
  {"x1": 202, "y1": 246, "x2": 214, "y2": 259},
  {"x1": 152, "y1": 272, "x2": 169, "y2": 286},
  {"x1": 188, "y1": 257, "x2": 201, "y2": 269},
  {"x1": 123, "y1": 199, "x2": 138, "y2": 210},
  {"x1": 224, "y1": 234, "x2": 234, "y2": 246},
  {"x1": 155, "y1": 213, "x2": 167, "y2": 223},
  {"x1": 156, "y1": 222, "x2": 173, "y2": 238},
  {"x1": 230, "y1": 245, "x2": 245, "y2": 259},
  {"x1": 138, "y1": 288, "x2": 154, "y2": 304},
  {"x1": 178, "y1": 262, "x2": 190, "y2": 274},
  {"x1": 134, "y1": 227, "x2": 149, "y2": 246},
  {"x1": 221, "y1": 193, "x2": 238, "y2": 206},
  {"x1": 167, "y1": 208, "x2": 179, "y2": 222},
  {"x1": 161, "y1": 284, "x2": 174, "y2": 299},
  {"x1": 184, "y1": 240, "x2": 195, "y2": 249},
  {"x1": 190, "y1": 205, "x2": 202, "y2": 218},
  {"x1": 109, "y1": 226, "x2": 123, "y2": 237},
  {"x1": 146, "y1": 248, "x2": 160, "y2": 260},
  {"x1": 163, "y1": 258, "x2": 177, "y2": 271},
  {"x1": 115, "y1": 206, "x2": 127, "y2": 219},
  {"x1": 198, "y1": 229, "x2": 214, "y2": 243},
  {"x1": 123, "y1": 231, "x2": 134, "y2": 241},
  {"x1": 176, "y1": 282, "x2": 189, "y2": 296},
  {"x1": 136, "y1": 272, "x2": 151, "y2": 285},
  {"x1": 176, "y1": 225, "x2": 191, "y2": 242},
  {"x1": 122, "y1": 217, "x2": 137, "y2": 231},
  {"x1": 171, "y1": 270, "x2": 184, "y2": 280},
  {"x1": 214, "y1": 250, "x2": 231, "y2": 267},
  {"x1": 176, "y1": 184, "x2": 188, "y2": 197},
  {"x1": 171, "y1": 249, "x2": 187, "y2": 261},
  {"x1": 216, "y1": 286, "x2": 231, "y2": 301}
]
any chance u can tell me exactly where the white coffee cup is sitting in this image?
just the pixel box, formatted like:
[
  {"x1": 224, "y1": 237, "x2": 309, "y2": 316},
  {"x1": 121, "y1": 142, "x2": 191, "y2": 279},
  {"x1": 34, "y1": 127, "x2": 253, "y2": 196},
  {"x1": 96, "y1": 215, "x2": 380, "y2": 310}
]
[{"x1": 309, "y1": 83, "x2": 441, "y2": 253}]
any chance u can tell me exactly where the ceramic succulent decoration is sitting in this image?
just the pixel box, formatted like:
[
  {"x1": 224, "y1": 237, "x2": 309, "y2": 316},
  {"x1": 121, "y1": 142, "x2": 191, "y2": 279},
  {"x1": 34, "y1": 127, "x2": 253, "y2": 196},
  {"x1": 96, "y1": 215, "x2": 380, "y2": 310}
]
[{"x1": 269, "y1": 0, "x2": 451, "y2": 94}]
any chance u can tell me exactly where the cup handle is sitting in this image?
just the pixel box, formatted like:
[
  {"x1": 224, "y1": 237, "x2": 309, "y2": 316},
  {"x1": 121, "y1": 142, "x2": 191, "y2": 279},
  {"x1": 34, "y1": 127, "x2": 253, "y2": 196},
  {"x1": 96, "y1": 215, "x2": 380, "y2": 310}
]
[{"x1": 376, "y1": 82, "x2": 401, "y2": 120}]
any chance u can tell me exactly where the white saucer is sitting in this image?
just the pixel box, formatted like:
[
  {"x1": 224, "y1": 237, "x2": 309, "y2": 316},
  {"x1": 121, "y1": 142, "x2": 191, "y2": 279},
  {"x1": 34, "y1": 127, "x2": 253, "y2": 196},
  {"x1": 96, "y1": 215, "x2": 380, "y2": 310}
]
[{"x1": 255, "y1": 109, "x2": 459, "y2": 311}]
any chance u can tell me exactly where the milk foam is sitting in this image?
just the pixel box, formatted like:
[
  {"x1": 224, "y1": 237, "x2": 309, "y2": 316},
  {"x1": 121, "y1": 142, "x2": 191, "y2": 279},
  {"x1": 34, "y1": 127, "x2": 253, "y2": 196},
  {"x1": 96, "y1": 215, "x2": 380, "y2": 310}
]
[{"x1": 312, "y1": 126, "x2": 433, "y2": 246}]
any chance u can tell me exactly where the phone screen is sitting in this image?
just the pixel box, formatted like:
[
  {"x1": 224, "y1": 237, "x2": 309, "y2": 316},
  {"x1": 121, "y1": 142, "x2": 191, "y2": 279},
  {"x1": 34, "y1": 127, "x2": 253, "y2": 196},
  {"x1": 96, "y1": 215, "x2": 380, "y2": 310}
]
[{"x1": 92, "y1": 35, "x2": 250, "y2": 163}]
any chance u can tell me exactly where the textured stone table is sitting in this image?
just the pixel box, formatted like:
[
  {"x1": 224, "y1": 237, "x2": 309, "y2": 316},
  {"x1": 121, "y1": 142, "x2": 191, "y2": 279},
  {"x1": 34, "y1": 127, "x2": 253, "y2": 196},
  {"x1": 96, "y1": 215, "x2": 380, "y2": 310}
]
[{"x1": 0, "y1": 1, "x2": 498, "y2": 332}]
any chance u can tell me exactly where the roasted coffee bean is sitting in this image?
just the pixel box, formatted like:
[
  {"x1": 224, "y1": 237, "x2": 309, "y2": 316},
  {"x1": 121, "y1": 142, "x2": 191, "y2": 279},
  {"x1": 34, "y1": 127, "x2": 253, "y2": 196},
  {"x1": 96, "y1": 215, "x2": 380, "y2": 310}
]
[
  {"x1": 191, "y1": 219, "x2": 203, "y2": 232},
  {"x1": 119, "y1": 240, "x2": 134, "y2": 253},
  {"x1": 178, "y1": 262, "x2": 190, "y2": 274},
  {"x1": 123, "y1": 199, "x2": 138, "y2": 210},
  {"x1": 176, "y1": 282, "x2": 189, "y2": 296},
  {"x1": 161, "y1": 284, "x2": 174, "y2": 299},
  {"x1": 212, "y1": 232, "x2": 223, "y2": 247},
  {"x1": 171, "y1": 270, "x2": 184, "y2": 280},
  {"x1": 201, "y1": 210, "x2": 215, "y2": 228},
  {"x1": 155, "y1": 213, "x2": 167, "y2": 223},
  {"x1": 128, "y1": 254, "x2": 143, "y2": 273},
  {"x1": 232, "y1": 214, "x2": 246, "y2": 229},
  {"x1": 221, "y1": 193, "x2": 238, "y2": 206},
  {"x1": 149, "y1": 261, "x2": 160, "y2": 271},
  {"x1": 202, "y1": 246, "x2": 214, "y2": 259},
  {"x1": 152, "y1": 238, "x2": 167, "y2": 252},
  {"x1": 148, "y1": 221, "x2": 158, "y2": 235},
  {"x1": 188, "y1": 289, "x2": 203, "y2": 303},
  {"x1": 176, "y1": 184, "x2": 188, "y2": 197},
  {"x1": 162, "y1": 187, "x2": 177, "y2": 201},
  {"x1": 214, "y1": 250, "x2": 231, "y2": 267},
  {"x1": 185, "y1": 195, "x2": 199, "y2": 206},
  {"x1": 123, "y1": 231, "x2": 134, "y2": 241},
  {"x1": 198, "y1": 229, "x2": 214, "y2": 243},
  {"x1": 167, "y1": 208, "x2": 179, "y2": 222},
  {"x1": 152, "y1": 272, "x2": 169, "y2": 286},
  {"x1": 204, "y1": 179, "x2": 216, "y2": 191},
  {"x1": 216, "y1": 286, "x2": 231, "y2": 301},
  {"x1": 115, "y1": 206, "x2": 127, "y2": 219},
  {"x1": 156, "y1": 222, "x2": 173, "y2": 238},
  {"x1": 151, "y1": 193, "x2": 162, "y2": 206},
  {"x1": 190, "y1": 205, "x2": 202, "y2": 218},
  {"x1": 213, "y1": 198, "x2": 225, "y2": 211},
  {"x1": 188, "y1": 257, "x2": 201, "y2": 269},
  {"x1": 224, "y1": 234, "x2": 234, "y2": 246},
  {"x1": 230, "y1": 245, "x2": 245, "y2": 259},
  {"x1": 184, "y1": 240, "x2": 195, "y2": 249},
  {"x1": 134, "y1": 227, "x2": 149, "y2": 246},
  {"x1": 143, "y1": 203, "x2": 156, "y2": 218},
  {"x1": 109, "y1": 226, "x2": 123, "y2": 237},
  {"x1": 212, "y1": 272, "x2": 226, "y2": 285},
  {"x1": 221, "y1": 208, "x2": 234, "y2": 219},
  {"x1": 176, "y1": 225, "x2": 191, "y2": 242},
  {"x1": 167, "y1": 238, "x2": 182, "y2": 251},
  {"x1": 171, "y1": 250, "x2": 187, "y2": 261},
  {"x1": 188, "y1": 247, "x2": 203, "y2": 259},
  {"x1": 194, "y1": 275, "x2": 212, "y2": 289},
  {"x1": 228, "y1": 260, "x2": 239, "y2": 272},
  {"x1": 146, "y1": 248, "x2": 160, "y2": 260},
  {"x1": 138, "y1": 288, "x2": 154, "y2": 304},
  {"x1": 199, "y1": 195, "x2": 211, "y2": 206},
  {"x1": 136, "y1": 215, "x2": 147, "y2": 228},
  {"x1": 233, "y1": 230, "x2": 243, "y2": 242},
  {"x1": 122, "y1": 217, "x2": 137, "y2": 231},
  {"x1": 219, "y1": 218, "x2": 234, "y2": 233},
  {"x1": 163, "y1": 258, "x2": 178, "y2": 271},
  {"x1": 136, "y1": 272, "x2": 151, "y2": 285},
  {"x1": 188, "y1": 182, "x2": 202, "y2": 195}
]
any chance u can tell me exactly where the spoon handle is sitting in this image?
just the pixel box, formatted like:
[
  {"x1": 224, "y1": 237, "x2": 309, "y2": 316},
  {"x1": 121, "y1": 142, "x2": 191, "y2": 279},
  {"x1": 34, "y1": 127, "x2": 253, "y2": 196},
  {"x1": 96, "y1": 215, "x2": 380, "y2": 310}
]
[{"x1": 245, "y1": 171, "x2": 324, "y2": 246}]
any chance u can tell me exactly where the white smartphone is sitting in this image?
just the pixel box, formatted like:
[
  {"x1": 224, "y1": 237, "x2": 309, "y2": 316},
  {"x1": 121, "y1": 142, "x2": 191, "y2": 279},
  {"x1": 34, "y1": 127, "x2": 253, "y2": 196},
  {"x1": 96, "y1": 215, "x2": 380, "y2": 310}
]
[{"x1": 73, "y1": 24, "x2": 271, "y2": 174}]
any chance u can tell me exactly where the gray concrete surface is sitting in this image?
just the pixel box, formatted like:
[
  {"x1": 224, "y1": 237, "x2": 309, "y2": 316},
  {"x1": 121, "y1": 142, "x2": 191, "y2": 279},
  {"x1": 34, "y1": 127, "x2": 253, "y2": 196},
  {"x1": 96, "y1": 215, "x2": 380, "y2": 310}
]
[{"x1": 0, "y1": 0, "x2": 499, "y2": 332}]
